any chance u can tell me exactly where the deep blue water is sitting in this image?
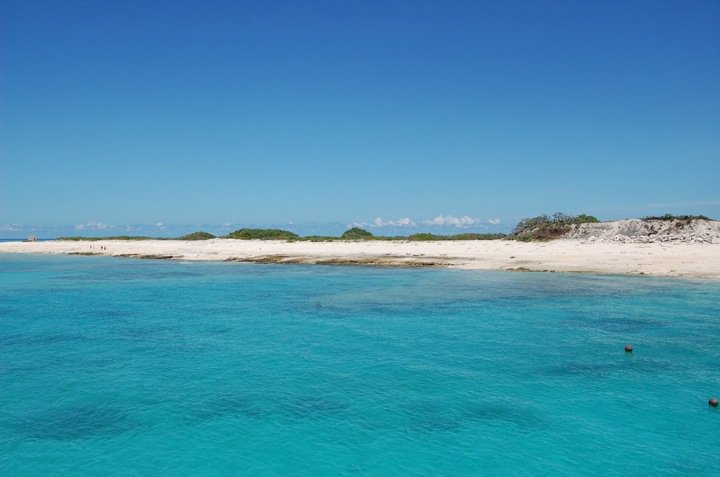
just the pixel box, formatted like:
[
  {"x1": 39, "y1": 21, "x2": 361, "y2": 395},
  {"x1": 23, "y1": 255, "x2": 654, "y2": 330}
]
[{"x1": 1, "y1": 254, "x2": 718, "y2": 475}]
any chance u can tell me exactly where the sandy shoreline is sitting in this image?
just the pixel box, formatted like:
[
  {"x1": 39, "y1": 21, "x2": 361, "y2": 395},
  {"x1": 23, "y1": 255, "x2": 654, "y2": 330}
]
[{"x1": 1, "y1": 238, "x2": 719, "y2": 279}]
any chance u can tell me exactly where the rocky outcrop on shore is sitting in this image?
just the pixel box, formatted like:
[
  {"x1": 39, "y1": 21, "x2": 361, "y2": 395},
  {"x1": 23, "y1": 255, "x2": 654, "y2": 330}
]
[{"x1": 566, "y1": 219, "x2": 720, "y2": 244}]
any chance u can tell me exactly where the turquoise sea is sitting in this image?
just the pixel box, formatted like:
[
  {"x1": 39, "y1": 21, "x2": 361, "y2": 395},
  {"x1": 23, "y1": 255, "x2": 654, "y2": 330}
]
[{"x1": 1, "y1": 254, "x2": 718, "y2": 476}]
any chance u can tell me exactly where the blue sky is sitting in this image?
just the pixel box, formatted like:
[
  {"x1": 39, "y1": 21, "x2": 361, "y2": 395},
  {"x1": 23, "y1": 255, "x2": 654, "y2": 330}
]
[{"x1": 1, "y1": 0, "x2": 719, "y2": 237}]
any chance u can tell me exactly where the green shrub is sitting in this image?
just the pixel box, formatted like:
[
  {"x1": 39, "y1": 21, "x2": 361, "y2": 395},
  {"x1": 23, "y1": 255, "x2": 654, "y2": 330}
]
[
  {"x1": 178, "y1": 231, "x2": 215, "y2": 240},
  {"x1": 407, "y1": 233, "x2": 440, "y2": 241},
  {"x1": 574, "y1": 214, "x2": 600, "y2": 224},
  {"x1": 226, "y1": 228, "x2": 299, "y2": 240},
  {"x1": 340, "y1": 227, "x2": 374, "y2": 240}
]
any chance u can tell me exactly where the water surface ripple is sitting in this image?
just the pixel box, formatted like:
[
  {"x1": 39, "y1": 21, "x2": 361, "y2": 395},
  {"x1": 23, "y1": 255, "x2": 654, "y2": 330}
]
[{"x1": 1, "y1": 255, "x2": 718, "y2": 475}]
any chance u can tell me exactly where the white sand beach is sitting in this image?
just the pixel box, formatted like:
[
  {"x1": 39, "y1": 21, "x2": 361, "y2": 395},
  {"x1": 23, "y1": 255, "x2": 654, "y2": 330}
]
[{"x1": 1, "y1": 238, "x2": 718, "y2": 279}]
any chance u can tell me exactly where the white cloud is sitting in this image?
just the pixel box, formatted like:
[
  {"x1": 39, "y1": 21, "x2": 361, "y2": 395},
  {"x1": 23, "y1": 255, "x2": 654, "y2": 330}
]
[
  {"x1": 156, "y1": 222, "x2": 164, "y2": 228},
  {"x1": 348, "y1": 217, "x2": 417, "y2": 229},
  {"x1": 368, "y1": 217, "x2": 417, "y2": 228},
  {"x1": 423, "y1": 215, "x2": 478, "y2": 228},
  {"x1": 0, "y1": 224, "x2": 22, "y2": 232},
  {"x1": 75, "y1": 220, "x2": 111, "y2": 231},
  {"x1": 288, "y1": 220, "x2": 294, "y2": 225},
  {"x1": 350, "y1": 214, "x2": 500, "y2": 230}
]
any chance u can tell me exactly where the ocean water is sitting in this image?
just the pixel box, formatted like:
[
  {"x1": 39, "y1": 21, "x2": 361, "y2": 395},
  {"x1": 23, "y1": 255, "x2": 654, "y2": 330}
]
[{"x1": 1, "y1": 255, "x2": 718, "y2": 476}]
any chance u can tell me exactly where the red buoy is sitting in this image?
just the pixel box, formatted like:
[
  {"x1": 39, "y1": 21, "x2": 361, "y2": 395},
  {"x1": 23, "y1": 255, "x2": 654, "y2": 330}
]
[
  {"x1": 710, "y1": 397, "x2": 719, "y2": 408},
  {"x1": 624, "y1": 344, "x2": 633, "y2": 353}
]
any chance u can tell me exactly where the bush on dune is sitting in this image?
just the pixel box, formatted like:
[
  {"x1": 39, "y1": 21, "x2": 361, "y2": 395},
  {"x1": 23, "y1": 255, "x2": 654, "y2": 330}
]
[
  {"x1": 511, "y1": 213, "x2": 599, "y2": 241},
  {"x1": 641, "y1": 214, "x2": 712, "y2": 222}
]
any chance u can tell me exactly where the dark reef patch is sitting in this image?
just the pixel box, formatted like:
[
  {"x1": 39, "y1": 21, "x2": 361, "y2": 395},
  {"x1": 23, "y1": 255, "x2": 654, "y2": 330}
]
[
  {"x1": 405, "y1": 399, "x2": 542, "y2": 433},
  {"x1": 13, "y1": 404, "x2": 137, "y2": 441},
  {"x1": 191, "y1": 393, "x2": 274, "y2": 422},
  {"x1": 282, "y1": 395, "x2": 349, "y2": 419},
  {"x1": 564, "y1": 315, "x2": 666, "y2": 332}
]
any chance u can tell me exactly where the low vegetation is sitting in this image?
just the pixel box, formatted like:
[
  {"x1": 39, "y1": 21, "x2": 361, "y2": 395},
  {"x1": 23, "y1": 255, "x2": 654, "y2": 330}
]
[
  {"x1": 299, "y1": 235, "x2": 337, "y2": 242},
  {"x1": 226, "y1": 228, "x2": 300, "y2": 240},
  {"x1": 407, "y1": 232, "x2": 506, "y2": 241},
  {"x1": 641, "y1": 214, "x2": 712, "y2": 222},
  {"x1": 177, "y1": 231, "x2": 215, "y2": 240},
  {"x1": 511, "y1": 213, "x2": 599, "y2": 241}
]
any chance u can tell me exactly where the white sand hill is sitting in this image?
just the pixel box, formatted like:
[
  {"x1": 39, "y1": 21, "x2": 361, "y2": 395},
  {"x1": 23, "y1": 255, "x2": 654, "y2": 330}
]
[{"x1": 566, "y1": 219, "x2": 720, "y2": 244}]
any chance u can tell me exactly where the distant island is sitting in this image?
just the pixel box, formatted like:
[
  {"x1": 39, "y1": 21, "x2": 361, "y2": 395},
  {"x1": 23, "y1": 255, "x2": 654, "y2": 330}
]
[{"x1": 54, "y1": 213, "x2": 715, "y2": 243}]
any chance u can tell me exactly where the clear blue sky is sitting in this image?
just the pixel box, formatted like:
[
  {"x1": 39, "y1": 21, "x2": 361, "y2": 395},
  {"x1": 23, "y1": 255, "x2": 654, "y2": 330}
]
[{"x1": 1, "y1": 0, "x2": 719, "y2": 237}]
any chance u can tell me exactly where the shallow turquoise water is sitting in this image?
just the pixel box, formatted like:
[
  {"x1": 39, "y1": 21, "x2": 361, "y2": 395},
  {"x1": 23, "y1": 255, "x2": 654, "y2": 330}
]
[{"x1": 1, "y1": 254, "x2": 718, "y2": 476}]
